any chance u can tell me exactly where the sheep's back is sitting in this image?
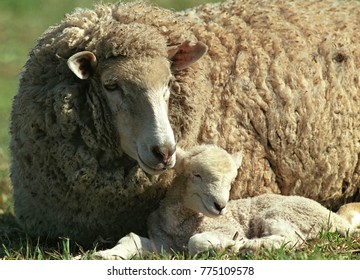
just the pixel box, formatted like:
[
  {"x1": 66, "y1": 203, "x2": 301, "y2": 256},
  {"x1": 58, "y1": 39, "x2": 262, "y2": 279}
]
[{"x1": 185, "y1": 0, "x2": 360, "y2": 208}]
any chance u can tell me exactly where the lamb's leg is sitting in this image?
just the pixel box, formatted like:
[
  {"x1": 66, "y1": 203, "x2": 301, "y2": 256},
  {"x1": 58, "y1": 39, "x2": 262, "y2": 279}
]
[
  {"x1": 238, "y1": 220, "x2": 303, "y2": 253},
  {"x1": 188, "y1": 231, "x2": 239, "y2": 256},
  {"x1": 93, "y1": 232, "x2": 158, "y2": 260},
  {"x1": 237, "y1": 235, "x2": 292, "y2": 253},
  {"x1": 337, "y1": 202, "x2": 360, "y2": 231}
]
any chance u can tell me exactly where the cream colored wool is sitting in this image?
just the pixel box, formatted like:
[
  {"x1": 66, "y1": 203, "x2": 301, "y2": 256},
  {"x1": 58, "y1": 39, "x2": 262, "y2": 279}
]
[{"x1": 10, "y1": 0, "x2": 360, "y2": 246}]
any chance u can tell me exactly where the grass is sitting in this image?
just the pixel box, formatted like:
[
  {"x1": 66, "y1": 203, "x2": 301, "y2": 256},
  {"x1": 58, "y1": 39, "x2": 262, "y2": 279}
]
[
  {"x1": 1, "y1": 218, "x2": 359, "y2": 259},
  {"x1": 143, "y1": 230, "x2": 360, "y2": 260},
  {"x1": 0, "y1": 0, "x2": 359, "y2": 261}
]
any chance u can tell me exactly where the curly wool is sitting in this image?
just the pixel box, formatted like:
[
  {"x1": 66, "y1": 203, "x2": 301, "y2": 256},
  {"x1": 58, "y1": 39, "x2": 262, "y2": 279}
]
[
  {"x1": 10, "y1": 2, "x2": 177, "y2": 246},
  {"x1": 10, "y1": 0, "x2": 360, "y2": 246},
  {"x1": 184, "y1": 0, "x2": 360, "y2": 208}
]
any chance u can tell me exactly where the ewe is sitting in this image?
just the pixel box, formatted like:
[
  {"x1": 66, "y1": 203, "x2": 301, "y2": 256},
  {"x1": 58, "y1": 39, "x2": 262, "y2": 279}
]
[
  {"x1": 94, "y1": 145, "x2": 360, "y2": 259},
  {"x1": 11, "y1": 0, "x2": 360, "y2": 245}
]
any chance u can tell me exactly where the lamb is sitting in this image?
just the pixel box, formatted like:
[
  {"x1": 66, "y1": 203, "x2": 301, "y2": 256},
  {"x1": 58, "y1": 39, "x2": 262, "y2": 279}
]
[
  {"x1": 94, "y1": 144, "x2": 360, "y2": 259},
  {"x1": 10, "y1": 0, "x2": 360, "y2": 246}
]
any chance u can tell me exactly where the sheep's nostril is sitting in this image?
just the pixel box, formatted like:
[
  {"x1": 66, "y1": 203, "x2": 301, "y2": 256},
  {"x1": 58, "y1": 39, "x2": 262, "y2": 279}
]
[
  {"x1": 151, "y1": 145, "x2": 176, "y2": 165},
  {"x1": 214, "y1": 202, "x2": 225, "y2": 212}
]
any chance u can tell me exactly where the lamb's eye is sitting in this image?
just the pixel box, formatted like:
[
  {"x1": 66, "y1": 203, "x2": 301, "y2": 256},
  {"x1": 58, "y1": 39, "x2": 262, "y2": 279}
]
[{"x1": 104, "y1": 83, "x2": 119, "y2": 91}]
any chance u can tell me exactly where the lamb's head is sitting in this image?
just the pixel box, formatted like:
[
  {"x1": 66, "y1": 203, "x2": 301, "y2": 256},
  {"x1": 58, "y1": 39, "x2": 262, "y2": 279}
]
[
  {"x1": 66, "y1": 21, "x2": 207, "y2": 175},
  {"x1": 175, "y1": 145, "x2": 242, "y2": 217}
]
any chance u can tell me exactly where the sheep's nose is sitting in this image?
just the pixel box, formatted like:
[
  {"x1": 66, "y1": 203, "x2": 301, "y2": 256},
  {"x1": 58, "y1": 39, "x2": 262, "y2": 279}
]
[{"x1": 151, "y1": 145, "x2": 176, "y2": 165}]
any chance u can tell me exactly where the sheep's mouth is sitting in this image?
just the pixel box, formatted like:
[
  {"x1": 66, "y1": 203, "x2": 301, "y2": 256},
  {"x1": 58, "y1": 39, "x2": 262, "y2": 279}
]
[{"x1": 137, "y1": 152, "x2": 167, "y2": 175}]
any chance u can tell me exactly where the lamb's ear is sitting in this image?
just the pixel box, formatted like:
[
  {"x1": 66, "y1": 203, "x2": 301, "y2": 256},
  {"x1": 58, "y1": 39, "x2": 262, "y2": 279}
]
[
  {"x1": 67, "y1": 51, "x2": 97, "y2": 80},
  {"x1": 232, "y1": 152, "x2": 243, "y2": 170},
  {"x1": 174, "y1": 147, "x2": 187, "y2": 174},
  {"x1": 168, "y1": 41, "x2": 208, "y2": 71}
]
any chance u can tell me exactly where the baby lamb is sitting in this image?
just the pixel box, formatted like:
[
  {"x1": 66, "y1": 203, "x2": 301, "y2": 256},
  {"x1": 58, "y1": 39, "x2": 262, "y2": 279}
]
[{"x1": 94, "y1": 145, "x2": 360, "y2": 259}]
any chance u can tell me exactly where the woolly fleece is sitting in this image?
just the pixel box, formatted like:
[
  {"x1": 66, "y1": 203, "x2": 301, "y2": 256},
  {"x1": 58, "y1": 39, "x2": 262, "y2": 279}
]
[{"x1": 10, "y1": 0, "x2": 360, "y2": 245}]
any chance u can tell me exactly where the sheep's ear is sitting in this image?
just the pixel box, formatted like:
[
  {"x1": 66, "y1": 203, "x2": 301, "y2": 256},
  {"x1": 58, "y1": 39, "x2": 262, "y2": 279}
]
[
  {"x1": 168, "y1": 41, "x2": 208, "y2": 71},
  {"x1": 67, "y1": 51, "x2": 97, "y2": 80},
  {"x1": 232, "y1": 152, "x2": 243, "y2": 169}
]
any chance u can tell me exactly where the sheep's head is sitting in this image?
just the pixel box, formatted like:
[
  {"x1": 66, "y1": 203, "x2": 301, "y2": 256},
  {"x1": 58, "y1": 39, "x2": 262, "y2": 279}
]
[
  {"x1": 66, "y1": 22, "x2": 207, "y2": 175},
  {"x1": 175, "y1": 145, "x2": 242, "y2": 217}
]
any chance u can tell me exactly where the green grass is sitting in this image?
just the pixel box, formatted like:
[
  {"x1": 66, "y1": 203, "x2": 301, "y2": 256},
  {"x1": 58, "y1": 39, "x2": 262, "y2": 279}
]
[
  {"x1": 1, "y1": 219, "x2": 359, "y2": 259},
  {"x1": 0, "y1": 0, "x2": 359, "y2": 260}
]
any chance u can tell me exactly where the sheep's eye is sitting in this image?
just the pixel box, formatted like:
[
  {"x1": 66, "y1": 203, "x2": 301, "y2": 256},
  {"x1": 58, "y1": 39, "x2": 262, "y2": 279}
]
[
  {"x1": 193, "y1": 173, "x2": 202, "y2": 182},
  {"x1": 104, "y1": 83, "x2": 119, "y2": 91}
]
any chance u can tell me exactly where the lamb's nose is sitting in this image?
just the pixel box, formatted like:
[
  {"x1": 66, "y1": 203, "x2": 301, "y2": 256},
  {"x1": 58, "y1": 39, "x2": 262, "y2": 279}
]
[
  {"x1": 152, "y1": 145, "x2": 176, "y2": 165},
  {"x1": 214, "y1": 202, "x2": 226, "y2": 213}
]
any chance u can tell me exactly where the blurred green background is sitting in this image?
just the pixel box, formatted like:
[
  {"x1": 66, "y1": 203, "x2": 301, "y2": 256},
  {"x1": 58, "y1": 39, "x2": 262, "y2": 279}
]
[{"x1": 0, "y1": 0, "x2": 219, "y2": 212}]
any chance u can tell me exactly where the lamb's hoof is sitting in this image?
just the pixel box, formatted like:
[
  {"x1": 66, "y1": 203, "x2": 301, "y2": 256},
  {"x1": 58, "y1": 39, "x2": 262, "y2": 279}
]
[{"x1": 92, "y1": 250, "x2": 125, "y2": 260}]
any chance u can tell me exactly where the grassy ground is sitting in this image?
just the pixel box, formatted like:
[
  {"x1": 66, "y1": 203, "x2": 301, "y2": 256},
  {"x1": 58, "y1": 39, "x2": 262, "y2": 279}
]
[
  {"x1": 0, "y1": 0, "x2": 359, "y2": 260},
  {"x1": 1, "y1": 224, "x2": 359, "y2": 260}
]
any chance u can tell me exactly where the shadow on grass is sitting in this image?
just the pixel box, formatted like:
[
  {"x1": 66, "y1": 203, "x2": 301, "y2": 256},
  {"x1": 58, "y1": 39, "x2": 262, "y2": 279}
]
[
  {"x1": 0, "y1": 212, "x2": 28, "y2": 259},
  {"x1": 0, "y1": 212, "x2": 94, "y2": 259}
]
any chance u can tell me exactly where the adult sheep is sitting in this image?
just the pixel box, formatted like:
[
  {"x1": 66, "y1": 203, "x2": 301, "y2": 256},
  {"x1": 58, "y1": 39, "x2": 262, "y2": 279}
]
[{"x1": 10, "y1": 0, "x2": 360, "y2": 246}]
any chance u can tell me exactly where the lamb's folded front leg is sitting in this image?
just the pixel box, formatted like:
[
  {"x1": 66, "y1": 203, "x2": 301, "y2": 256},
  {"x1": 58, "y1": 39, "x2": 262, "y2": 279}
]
[
  {"x1": 188, "y1": 231, "x2": 239, "y2": 256},
  {"x1": 93, "y1": 232, "x2": 159, "y2": 260}
]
